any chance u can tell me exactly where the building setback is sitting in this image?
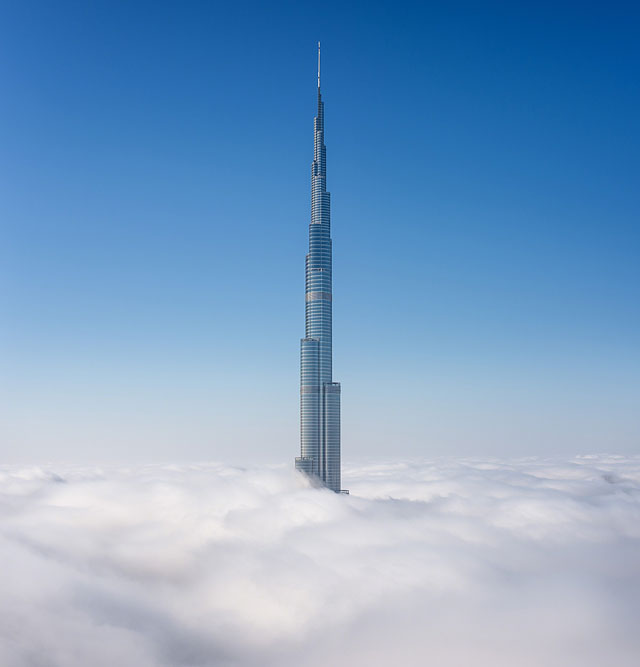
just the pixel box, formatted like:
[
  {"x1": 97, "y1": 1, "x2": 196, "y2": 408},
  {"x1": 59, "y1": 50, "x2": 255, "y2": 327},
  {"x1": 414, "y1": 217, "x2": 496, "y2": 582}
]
[{"x1": 295, "y1": 44, "x2": 342, "y2": 492}]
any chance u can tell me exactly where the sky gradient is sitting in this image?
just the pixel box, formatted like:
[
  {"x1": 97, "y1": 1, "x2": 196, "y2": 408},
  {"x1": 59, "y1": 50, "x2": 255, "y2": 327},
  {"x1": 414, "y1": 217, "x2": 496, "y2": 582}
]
[{"x1": 2, "y1": 1, "x2": 639, "y2": 462}]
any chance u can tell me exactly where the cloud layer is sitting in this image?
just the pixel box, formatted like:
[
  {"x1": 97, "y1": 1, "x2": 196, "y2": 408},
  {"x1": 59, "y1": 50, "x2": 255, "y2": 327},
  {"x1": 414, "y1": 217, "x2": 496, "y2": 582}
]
[{"x1": 1, "y1": 455, "x2": 639, "y2": 666}]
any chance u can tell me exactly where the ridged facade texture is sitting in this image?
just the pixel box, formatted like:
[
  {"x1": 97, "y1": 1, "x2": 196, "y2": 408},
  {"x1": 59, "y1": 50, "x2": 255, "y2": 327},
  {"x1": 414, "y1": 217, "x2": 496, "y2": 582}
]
[{"x1": 295, "y1": 58, "x2": 341, "y2": 492}]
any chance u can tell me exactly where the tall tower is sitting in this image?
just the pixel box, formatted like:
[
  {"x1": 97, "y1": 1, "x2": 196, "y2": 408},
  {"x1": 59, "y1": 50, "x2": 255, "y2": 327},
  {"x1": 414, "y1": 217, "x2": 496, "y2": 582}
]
[{"x1": 295, "y1": 43, "x2": 342, "y2": 492}]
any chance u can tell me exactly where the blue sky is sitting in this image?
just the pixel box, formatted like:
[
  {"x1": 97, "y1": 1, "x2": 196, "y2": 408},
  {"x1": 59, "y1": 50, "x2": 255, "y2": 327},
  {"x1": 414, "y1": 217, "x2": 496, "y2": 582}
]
[{"x1": 2, "y1": 1, "x2": 639, "y2": 462}]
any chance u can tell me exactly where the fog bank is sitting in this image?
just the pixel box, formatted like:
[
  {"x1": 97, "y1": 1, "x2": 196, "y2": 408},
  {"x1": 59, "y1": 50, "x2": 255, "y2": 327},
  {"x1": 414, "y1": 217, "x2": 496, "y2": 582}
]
[{"x1": 1, "y1": 455, "x2": 639, "y2": 666}]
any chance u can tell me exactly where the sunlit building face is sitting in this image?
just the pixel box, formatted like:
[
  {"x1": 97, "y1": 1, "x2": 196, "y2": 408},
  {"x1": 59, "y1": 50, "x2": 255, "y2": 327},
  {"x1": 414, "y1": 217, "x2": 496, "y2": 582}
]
[{"x1": 295, "y1": 45, "x2": 342, "y2": 492}]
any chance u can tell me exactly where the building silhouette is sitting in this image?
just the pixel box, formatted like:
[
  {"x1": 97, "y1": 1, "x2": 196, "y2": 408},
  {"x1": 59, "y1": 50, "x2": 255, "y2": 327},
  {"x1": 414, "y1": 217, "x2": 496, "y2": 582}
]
[{"x1": 295, "y1": 44, "x2": 343, "y2": 492}]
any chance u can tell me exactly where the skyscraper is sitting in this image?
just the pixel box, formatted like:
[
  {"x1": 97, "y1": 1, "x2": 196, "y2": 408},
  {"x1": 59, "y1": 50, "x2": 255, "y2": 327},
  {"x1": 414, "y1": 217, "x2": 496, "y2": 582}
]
[{"x1": 295, "y1": 44, "x2": 343, "y2": 492}]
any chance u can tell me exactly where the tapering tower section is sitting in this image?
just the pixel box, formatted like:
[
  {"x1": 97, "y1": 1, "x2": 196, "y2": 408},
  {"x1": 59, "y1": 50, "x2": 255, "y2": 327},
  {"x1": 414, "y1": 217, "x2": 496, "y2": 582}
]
[{"x1": 296, "y1": 43, "x2": 342, "y2": 492}]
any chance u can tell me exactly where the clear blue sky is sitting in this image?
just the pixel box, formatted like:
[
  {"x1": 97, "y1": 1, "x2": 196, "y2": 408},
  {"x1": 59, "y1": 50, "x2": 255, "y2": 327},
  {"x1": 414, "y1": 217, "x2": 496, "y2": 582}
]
[{"x1": 2, "y1": 1, "x2": 639, "y2": 463}]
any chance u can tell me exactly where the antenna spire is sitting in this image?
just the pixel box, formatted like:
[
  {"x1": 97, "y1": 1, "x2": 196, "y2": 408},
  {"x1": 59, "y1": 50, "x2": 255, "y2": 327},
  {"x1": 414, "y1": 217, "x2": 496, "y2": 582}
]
[{"x1": 317, "y1": 41, "x2": 321, "y2": 89}]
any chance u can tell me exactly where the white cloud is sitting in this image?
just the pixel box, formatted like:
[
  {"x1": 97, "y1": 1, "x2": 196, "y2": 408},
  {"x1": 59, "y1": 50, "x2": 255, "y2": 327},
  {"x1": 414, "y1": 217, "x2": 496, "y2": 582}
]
[{"x1": 1, "y1": 456, "x2": 639, "y2": 666}]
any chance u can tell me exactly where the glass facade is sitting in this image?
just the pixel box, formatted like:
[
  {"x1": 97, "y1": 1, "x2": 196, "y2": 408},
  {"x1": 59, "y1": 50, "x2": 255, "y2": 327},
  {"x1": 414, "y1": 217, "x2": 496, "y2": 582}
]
[{"x1": 295, "y1": 47, "x2": 342, "y2": 492}]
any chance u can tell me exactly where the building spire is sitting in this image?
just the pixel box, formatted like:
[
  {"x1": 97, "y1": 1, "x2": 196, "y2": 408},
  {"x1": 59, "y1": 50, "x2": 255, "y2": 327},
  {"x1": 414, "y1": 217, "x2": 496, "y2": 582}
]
[{"x1": 317, "y1": 41, "x2": 321, "y2": 89}]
